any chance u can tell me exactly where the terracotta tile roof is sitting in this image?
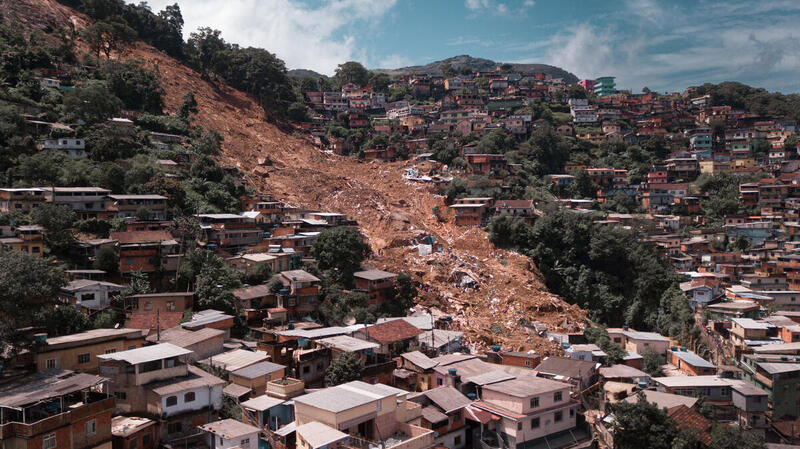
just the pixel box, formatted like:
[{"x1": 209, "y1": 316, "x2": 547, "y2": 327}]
[
  {"x1": 365, "y1": 319, "x2": 423, "y2": 345},
  {"x1": 667, "y1": 405, "x2": 713, "y2": 446}
]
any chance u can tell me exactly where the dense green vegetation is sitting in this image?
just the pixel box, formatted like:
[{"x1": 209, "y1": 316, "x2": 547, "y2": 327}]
[
  {"x1": 693, "y1": 81, "x2": 800, "y2": 122},
  {"x1": 488, "y1": 210, "x2": 697, "y2": 342}
]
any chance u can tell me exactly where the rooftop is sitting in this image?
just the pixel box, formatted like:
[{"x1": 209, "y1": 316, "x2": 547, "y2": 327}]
[
  {"x1": 199, "y1": 349, "x2": 269, "y2": 372},
  {"x1": 241, "y1": 394, "x2": 285, "y2": 411},
  {"x1": 295, "y1": 421, "x2": 349, "y2": 449},
  {"x1": 294, "y1": 380, "x2": 407, "y2": 413},
  {"x1": 231, "y1": 360, "x2": 286, "y2": 379},
  {"x1": 0, "y1": 370, "x2": 105, "y2": 407},
  {"x1": 353, "y1": 269, "x2": 397, "y2": 281},
  {"x1": 316, "y1": 335, "x2": 380, "y2": 352},
  {"x1": 111, "y1": 416, "x2": 155, "y2": 437},
  {"x1": 199, "y1": 419, "x2": 260, "y2": 440},
  {"x1": 483, "y1": 376, "x2": 571, "y2": 397},
  {"x1": 97, "y1": 343, "x2": 192, "y2": 365},
  {"x1": 44, "y1": 328, "x2": 143, "y2": 350}
]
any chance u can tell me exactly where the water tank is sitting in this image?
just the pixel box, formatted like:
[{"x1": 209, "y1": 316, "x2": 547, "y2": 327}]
[
  {"x1": 622, "y1": 325, "x2": 629, "y2": 331},
  {"x1": 448, "y1": 368, "x2": 458, "y2": 376},
  {"x1": 561, "y1": 342, "x2": 570, "y2": 349},
  {"x1": 467, "y1": 393, "x2": 477, "y2": 400},
  {"x1": 287, "y1": 323, "x2": 295, "y2": 330},
  {"x1": 298, "y1": 338, "x2": 309, "y2": 348},
  {"x1": 637, "y1": 381, "x2": 648, "y2": 388},
  {"x1": 491, "y1": 345, "x2": 501, "y2": 352},
  {"x1": 33, "y1": 333, "x2": 47, "y2": 343}
]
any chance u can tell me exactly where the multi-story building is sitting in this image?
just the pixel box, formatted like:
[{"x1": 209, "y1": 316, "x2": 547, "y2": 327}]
[
  {"x1": 408, "y1": 387, "x2": 472, "y2": 449},
  {"x1": 42, "y1": 187, "x2": 112, "y2": 220},
  {"x1": 98, "y1": 344, "x2": 226, "y2": 442},
  {"x1": 35, "y1": 328, "x2": 146, "y2": 373},
  {"x1": 353, "y1": 269, "x2": 397, "y2": 306},
  {"x1": 473, "y1": 376, "x2": 582, "y2": 449},
  {"x1": 0, "y1": 370, "x2": 115, "y2": 449},
  {"x1": 0, "y1": 187, "x2": 46, "y2": 212},
  {"x1": 107, "y1": 195, "x2": 167, "y2": 221},
  {"x1": 594, "y1": 76, "x2": 616, "y2": 97},
  {"x1": 196, "y1": 214, "x2": 263, "y2": 251}
]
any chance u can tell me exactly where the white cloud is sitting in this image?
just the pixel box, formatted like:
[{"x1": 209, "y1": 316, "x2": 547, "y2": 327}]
[
  {"x1": 464, "y1": 0, "x2": 511, "y2": 16},
  {"x1": 465, "y1": 0, "x2": 490, "y2": 10},
  {"x1": 523, "y1": 0, "x2": 535, "y2": 7},
  {"x1": 378, "y1": 54, "x2": 415, "y2": 69},
  {"x1": 138, "y1": 0, "x2": 398, "y2": 75}
]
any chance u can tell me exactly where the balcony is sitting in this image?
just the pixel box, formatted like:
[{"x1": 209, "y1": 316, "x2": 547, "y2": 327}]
[
  {"x1": 343, "y1": 423, "x2": 433, "y2": 449},
  {"x1": 0, "y1": 394, "x2": 114, "y2": 439}
]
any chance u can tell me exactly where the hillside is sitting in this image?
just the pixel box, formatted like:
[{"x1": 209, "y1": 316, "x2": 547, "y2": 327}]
[
  {"x1": 2, "y1": 0, "x2": 587, "y2": 354},
  {"x1": 287, "y1": 68, "x2": 327, "y2": 80},
  {"x1": 375, "y1": 54, "x2": 579, "y2": 83}
]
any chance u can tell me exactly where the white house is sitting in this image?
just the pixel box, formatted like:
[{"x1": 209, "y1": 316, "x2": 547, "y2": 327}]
[
  {"x1": 40, "y1": 138, "x2": 87, "y2": 159},
  {"x1": 60, "y1": 279, "x2": 124, "y2": 310}
]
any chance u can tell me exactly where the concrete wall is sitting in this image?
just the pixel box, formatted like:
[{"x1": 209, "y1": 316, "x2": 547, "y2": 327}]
[{"x1": 37, "y1": 337, "x2": 144, "y2": 373}]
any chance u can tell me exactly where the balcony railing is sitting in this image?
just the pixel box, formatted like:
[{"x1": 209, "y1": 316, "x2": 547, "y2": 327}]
[{"x1": 0, "y1": 396, "x2": 115, "y2": 439}]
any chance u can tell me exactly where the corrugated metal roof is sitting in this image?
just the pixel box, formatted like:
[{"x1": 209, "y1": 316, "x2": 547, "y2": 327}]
[{"x1": 97, "y1": 343, "x2": 192, "y2": 364}]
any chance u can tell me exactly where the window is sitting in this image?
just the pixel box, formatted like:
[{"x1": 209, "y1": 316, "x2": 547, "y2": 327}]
[
  {"x1": 525, "y1": 360, "x2": 530, "y2": 367},
  {"x1": 105, "y1": 348, "x2": 116, "y2": 354},
  {"x1": 78, "y1": 353, "x2": 90, "y2": 364},
  {"x1": 32, "y1": 247, "x2": 40, "y2": 253},
  {"x1": 241, "y1": 438, "x2": 250, "y2": 448},
  {"x1": 144, "y1": 301, "x2": 152, "y2": 310},
  {"x1": 166, "y1": 396, "x2": 178, "y2": 406},
  {"x1": 530, "y1": 397, "x2": 539, "y2": 408},
  {"x1": 570, "y1": 408, "x2": 575, "y2": 417},
  {"x1": 184, "y1": 392, "x2": 196, "y2": 402},
  {"x1": 517, "y1": 422, "x2": 522, "y2": 431},
  {"x1": 46, "y1": 358, "x2": 58, "y2": 369},
  {"x1": 554, "y1": 411, "x2": 563, "y2": 422},
  {"x1": 553, "y1": 391, "x2": 562, "y2": 402},
  {"x1": 437, "y1": 378, "x2": 443, "y2": 386},
  {"x1": 454, "y1": 436, "x2": 461, "y2": 446},
  {"x1": 86, "y1": 419, "x2": 97, "y2": 435},
  {"x1": 376, "y1": 401, "x2": 381, "y2": 412},
  {"x1": 115, "y1": 391, "x2": 127, "y2": 400},
  {"x1": 142, "y1": 434, "x2": 151, "y2": 447},
  {"x1": 128, "y1": 346, "x2": 136, "y2": 350},
  {"x1": 130, "y1": 439, "x2": 137, "y2": 449},
  {"x1": 302, "y1": 366, "x2": 310, "y2": 374},
  {"x1": 167, "y1": 422, "x2": 182, "y2": 434},
  {"x1": 167, "y1": 301, "x2": 176, "y2": 311},
  {"x1": 43, "y1": 433, "x2": 56, "y2": 449},
  {"x1": 531, "y1": 418, "x2": 540, "y2": 428}
]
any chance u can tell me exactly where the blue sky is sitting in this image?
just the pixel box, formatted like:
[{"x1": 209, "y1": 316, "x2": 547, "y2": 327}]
[{"x1": 140, "y1": 0, "x2": 800, "y2": 93}]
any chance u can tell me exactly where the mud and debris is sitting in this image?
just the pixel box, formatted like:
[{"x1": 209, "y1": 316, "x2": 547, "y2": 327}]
[{"x1": 3, "y1": 0, "x2": 589, "y2": 355}]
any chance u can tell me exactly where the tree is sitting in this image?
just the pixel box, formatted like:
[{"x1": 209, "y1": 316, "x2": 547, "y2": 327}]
[
  {"x1": 194, "y1": 255, "x2": 243, "y2": 314},
  {"x1": 567, "y1": 84, "x2": 587, "y2": 99},
  {"x1": 641, "y1": 346, "x2": 664, "y2": 377},
  {"x1": 325, "y1": 351, "x2": 364, "y2": 386},
  {"x1": 98, "y1": 59, "x2": 164, "y2": 113},
  {"x1": 82, "y1": 20, "x2": 136, "y2": 59},
  {"x1": 310, "y1": 226, "x2": 369, "y2": 286},
  {"x1": 93, "y1": 246, "x2": 119, "y2": 275},
  {"x1": 31, "y1": 204, "x2": 76, "y2": 254},
  {"x1": 158, "y1": 3, "x2": 184, "y2": 34},
  {"x1": 609, "y1": 395, "x2": 678, "y2": 449},
  {"x1": 0, "y1": 249, "x2": 66, "y2": 359},
  {"x1": 333, "y1": 61, "x2": 369, "y2": 88},
  {"x1": 568, "y1": 169, "x2": 596, "y2": 199},
  {"x1": 35, "y1": 305, "x2": 92, "y2": 336},
  {"x1": 381, "y1": 273, "x2": 417, "y2": 317},
  {"x1": 63, "y1": 81, "x2": 123, "y2": 124},
  {"x1": 583, "y1": 326, "x2": 627, "y2": 365},
  {"x1": 709, "y1": 424, "x2": 765, "y2": 449},
  {"x1": 187, "y1": 27, "x2": 227, "y2": 78},
  {"x1": 248, "y1": 263, "x2": 273, "y2": 284},
  {"x1": 287, "y1": 102, "x2": 310, "y2": 122},
  {"x1": 178, "y1": 91, "x2": 198, "y2": 121},
  {"x1": 488, "y1": 215, "x2": 531, "y2": 249},
  {"x1": 784, "y1": 134, "x2": 798, "y2": 152}
]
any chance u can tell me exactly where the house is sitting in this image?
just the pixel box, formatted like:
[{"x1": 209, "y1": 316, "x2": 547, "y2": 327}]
[
  {"x1": 40, "y1": 138, "x2": 87, "y2": 159},
  {"x1": 353, "y1": 269, "x2": 397, "y2": 306},
  {"x1": 199, "y1": 349, "x2": 270, "y2": 377},
  {"x1": 198, "y1": 419, "x2": 261, "y2": 449},
  {"x1": 295, "y1": 422, "x2": 349, "y2": 449},
  {"x1": 652, "y1": 375, "x2": 768, "y2": 422},
  {"x1": 408, "y1": 387, "x2": 472, "y2": 449},
  {"x1": 472, "y1": 376, "x2": 584, "y2": 449},
  {"x1": 740, "y1": 353, "x2": 800, "y2": 419},
  {"x1": 534, "y1": 357, "x2": 598, "y2": 391},
  {"x1": 0, "y1": 370, "x2": 115, "y2": 449},
  {"x1": 109, "y1": 230, "x2": 178, "y2": 274},
  {"x1": 98, "y1": 344, "x2": 226, "y2": 441},
  {"x1": 230, "y1": 361, "x2": 287, "y2": 396},
  {"x1": 598, "y1": 365, "x2": 651, "y2": 384},
  {"x1": 680, "y1": 278, "x2": 721, "y2": 308},
  {"x1": 111, "y1": 416, "x2": 157, "y2": 449},
  {"x1": 196, "y1": 214, "x2": 263, "y2": 250},
  {"x1": 667, "y1": 406, "x2": 713, "y2": 447},
  {"x1": 42, "y1": 187, "x2": 112, "y2": 220},
  {"x1": 668, "y1": 348, "x2": 716, "y2": 376},
  {"x1": 125, "y1": 292, "x2": 194, "y2": 316},
  {"x1": 354, "y1": 319, "x2": 424, "y2": 355},
  {"x1": 293, "y1": 381, "x2": 433, "y2": 449},
  {"x1": 606, "y1": 328, "x2": 671, "y2": 358},
  {"x1": 60, "y1": 279, "x2": 124, "y2": 311},
  {"x1": 145, "y1": 326, "x2": 226, "y2": 360},
  {"x1": 35, "y1": 327, "x2": 145, "y2": 373},
  {"x1": 107, "y1": 195, "x2": 167, "y2": 221},
  {"x1": 485, "y1": 350, "x2": 542, "y2": 369},
  {"x1": 240, "y1": 395, "x2": 294, "y2": 433},
  {"x1": 397, "y1": 351, "x2": 440, "y2": 392},
  {"x1": 0, "y1": 187, "x2": 46, "y2": 212},
  {"x1": 277, "y1": 270, "x2": 322, "y2": 319}
]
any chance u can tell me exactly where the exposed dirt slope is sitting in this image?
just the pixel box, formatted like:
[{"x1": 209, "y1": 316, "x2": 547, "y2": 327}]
[{"x1": 4, "y1": 0, "x2": 588, "y2": 354}]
